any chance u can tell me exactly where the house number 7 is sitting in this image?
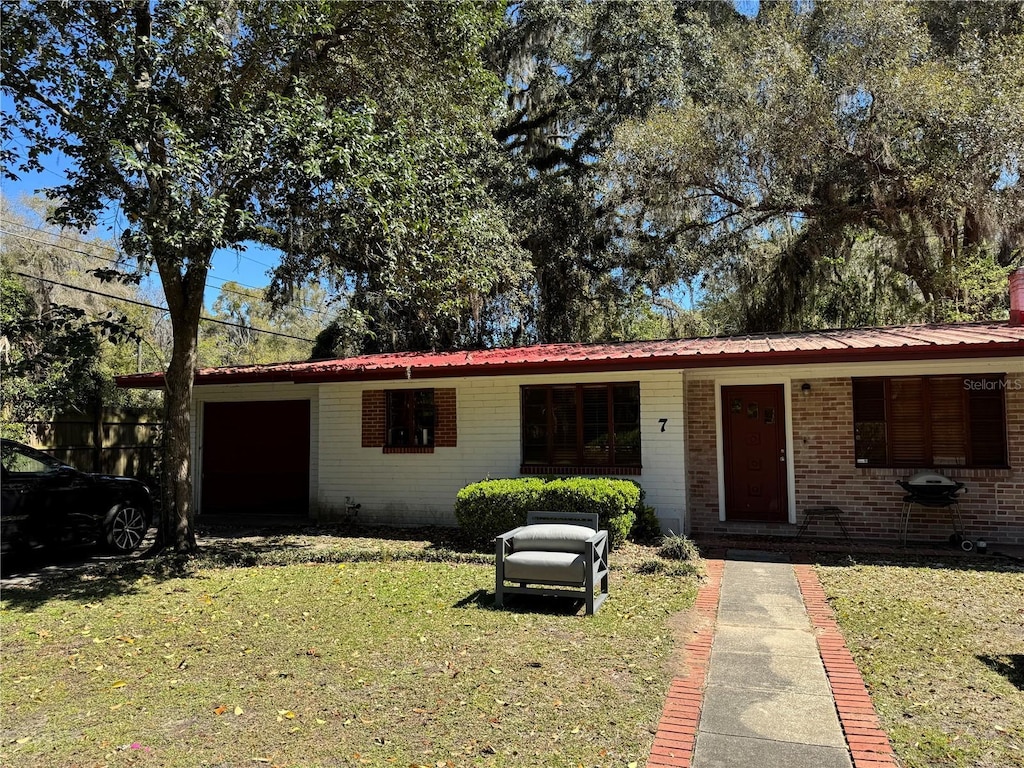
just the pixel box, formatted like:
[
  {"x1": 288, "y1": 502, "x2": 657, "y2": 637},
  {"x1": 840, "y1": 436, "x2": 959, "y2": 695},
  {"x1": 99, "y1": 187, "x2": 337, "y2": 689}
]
[{"x1": 659, "y1": 418, "x2": 668, "y2": 432}]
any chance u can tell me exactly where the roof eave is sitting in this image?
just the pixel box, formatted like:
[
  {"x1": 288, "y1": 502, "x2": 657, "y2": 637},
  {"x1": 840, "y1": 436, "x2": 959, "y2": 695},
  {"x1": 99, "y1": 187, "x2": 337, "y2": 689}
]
[{"x1": 115, "y1": 338, "x2": 1023, "y2": 389}]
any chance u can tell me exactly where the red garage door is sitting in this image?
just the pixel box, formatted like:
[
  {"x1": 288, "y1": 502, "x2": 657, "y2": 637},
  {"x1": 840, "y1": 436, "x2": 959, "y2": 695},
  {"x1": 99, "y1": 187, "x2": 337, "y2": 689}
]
[{"x1": 201, "y1": 400, "x2": 310, "y2": 516}]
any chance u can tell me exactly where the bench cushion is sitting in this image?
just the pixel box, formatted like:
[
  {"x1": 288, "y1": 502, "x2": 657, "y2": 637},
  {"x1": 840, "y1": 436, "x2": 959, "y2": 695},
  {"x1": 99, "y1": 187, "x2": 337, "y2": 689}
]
[
  {"x1": 511, "y1": 523, "x2": 596, "y2": 554},
  {"x1": 503, "y1": 551, "x2": 585, "y2": 584}
]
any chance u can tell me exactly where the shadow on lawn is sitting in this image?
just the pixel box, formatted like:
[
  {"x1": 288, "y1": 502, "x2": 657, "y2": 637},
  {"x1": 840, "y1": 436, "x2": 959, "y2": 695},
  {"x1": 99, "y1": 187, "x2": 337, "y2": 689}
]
[
  {"x1": 0, "y1": 553, "x2": 198, "y2": 612},
  {"x1": 0, "y1": 523, "x2": 494, "y2": 612},
  {"x1": 797, "y1": 549, "x2": 1024, "y2": 575},
  {"x1": 978, "y1": 654, "x2": 1024, "y2": 691},
  {"x1": 453, "y1": 588, "x2": 592, "y2": 616}
]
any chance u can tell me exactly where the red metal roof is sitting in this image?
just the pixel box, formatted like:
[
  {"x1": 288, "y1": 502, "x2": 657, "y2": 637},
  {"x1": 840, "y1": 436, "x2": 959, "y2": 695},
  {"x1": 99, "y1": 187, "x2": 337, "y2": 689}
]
[{"x1": 116, "y1": 320, "x2": 1024, "y2": 389}]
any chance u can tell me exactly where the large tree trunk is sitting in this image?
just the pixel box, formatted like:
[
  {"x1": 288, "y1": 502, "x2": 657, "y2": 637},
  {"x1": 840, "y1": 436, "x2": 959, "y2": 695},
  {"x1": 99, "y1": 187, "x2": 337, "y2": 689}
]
[
  {"x1": 153, "y1": 251, "x2": 209, "y2": 555},
  {"x1": 160, "y1": 318, "x2": 199, "y2": 553}
]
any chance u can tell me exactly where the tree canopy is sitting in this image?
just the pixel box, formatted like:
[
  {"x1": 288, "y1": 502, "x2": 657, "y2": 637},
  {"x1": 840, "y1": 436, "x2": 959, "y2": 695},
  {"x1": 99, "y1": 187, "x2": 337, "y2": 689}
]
[
  {"x1": 1, "y1": 0, "x2": 519, "y2": 551},
  {"x1": 612, "y1": 0, "x2": 1024, "y2": 330}
]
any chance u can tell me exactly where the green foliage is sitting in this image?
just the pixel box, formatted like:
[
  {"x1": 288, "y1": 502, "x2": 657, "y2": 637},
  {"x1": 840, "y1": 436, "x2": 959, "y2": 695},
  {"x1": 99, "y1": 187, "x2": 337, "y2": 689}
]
[
  {"x1": 537, "y1": 478, "x2": 639, "y2": 545},
  {"x1": 453, "y1": 477, "x2": 546, "y2": 545},
  {"x1": 489, "y1": 0, "x2": 713, "y2": 343},
  {"x1": 0, "y1": 201, "x2": 163, "y2": 432},
  {"x1": 454, "y1": 476, "x2": 639, "y2": 546},
  {"x1": 1, "y1": 1, "x2": 522, "y2": 550},
  {"x1": 614, "y1": 0, "x2": 1024, "y2": 331},
  {"x1": 0, "y1": 264, "x2": 104, "y2": 424},
  {"x1": 198, "y1": 281, "x2": 335, "y2": 367},
  {"x1": 631, "y1": 505, "x2": 663, "y2": 544}
]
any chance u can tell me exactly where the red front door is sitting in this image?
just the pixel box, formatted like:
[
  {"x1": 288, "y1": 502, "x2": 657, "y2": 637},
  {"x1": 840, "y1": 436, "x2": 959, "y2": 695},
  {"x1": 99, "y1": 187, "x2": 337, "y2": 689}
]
[{"x1": 722, "y1": 384, "x2": 788, "y2": 522}]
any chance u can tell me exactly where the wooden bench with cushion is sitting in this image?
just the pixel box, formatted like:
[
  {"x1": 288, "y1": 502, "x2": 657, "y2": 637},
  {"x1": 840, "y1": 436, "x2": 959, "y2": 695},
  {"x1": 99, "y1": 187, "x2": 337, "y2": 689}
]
[{"x1": 494, "y1": 511, "x2": 609, "y2": 615}]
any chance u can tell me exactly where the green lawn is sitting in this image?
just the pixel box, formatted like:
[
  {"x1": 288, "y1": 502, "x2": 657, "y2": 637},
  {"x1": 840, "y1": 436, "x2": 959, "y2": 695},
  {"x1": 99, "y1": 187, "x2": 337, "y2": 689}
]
[
  {"x1": 1, "y1": 539, "x2": 698, "y2": 768},
  {"x1": 816, "y1": 555, "x2": 1024, "y2": 768}
]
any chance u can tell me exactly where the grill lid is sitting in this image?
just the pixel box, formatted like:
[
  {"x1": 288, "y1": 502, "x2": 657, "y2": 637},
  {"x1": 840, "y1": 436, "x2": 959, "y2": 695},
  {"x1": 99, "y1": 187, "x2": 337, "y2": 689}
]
[{"x1": 905, "y1": 472, "x2": 959, "y2": 487}]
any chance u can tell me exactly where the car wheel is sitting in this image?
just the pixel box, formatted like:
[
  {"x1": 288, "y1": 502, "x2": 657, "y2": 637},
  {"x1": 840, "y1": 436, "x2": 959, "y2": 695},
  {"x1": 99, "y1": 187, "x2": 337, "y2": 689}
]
[{"x1": 105, "y1": 503, "x2": 149, "y2": 554}]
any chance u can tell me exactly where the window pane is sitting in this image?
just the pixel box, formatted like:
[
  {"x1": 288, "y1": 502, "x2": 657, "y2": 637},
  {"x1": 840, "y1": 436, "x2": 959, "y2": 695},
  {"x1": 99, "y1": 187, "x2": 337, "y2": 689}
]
[
  {"x1": 386, "y1": 390, "x2": 409, "y2": 446},
  {"x1": 968, "y1": 377, "x2": 1007, "y2": 466},
  {"x1": 550, "y1": 387, "x2": 577, "y2": 465},
  {"x1": 520, "y1": 383, "x2": 641, "y2": 469},
  {"x1": 413, "y1": 390, "x2": 435, "y2": 446},
  {"x1": 613, "y1": 384, "x2": 641, "y2": 465},
  {"x1": 852, "y1": 379, "x2": 887, "y2": 465},
  {"x1": 386, "y1": 389, "x2": 434, "y2": 446},
  {"x1": 522, "y1": 388, "x2": 548, "y2": 463},
  {"x1": 889, "y1": 378, "x2": 927, "y2": 465},
  {"x1": 929, "y1": 377, "x2": 967, "y2": 465},
  {"x1": 582, "y1": 386, "x2": 610, "y2": 464}
]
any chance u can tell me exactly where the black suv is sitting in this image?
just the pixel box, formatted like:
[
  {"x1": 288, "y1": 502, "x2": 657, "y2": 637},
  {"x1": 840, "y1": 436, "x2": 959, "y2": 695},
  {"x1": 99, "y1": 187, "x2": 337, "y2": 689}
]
[{"x1": 1, "y1": 439, "x2": 153, "y2": 564}]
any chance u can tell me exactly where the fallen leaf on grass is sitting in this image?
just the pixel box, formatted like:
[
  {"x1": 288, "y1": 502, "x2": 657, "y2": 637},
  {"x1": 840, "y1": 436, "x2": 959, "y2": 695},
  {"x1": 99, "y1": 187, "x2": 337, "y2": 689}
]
[
  {"x1": 277, "y1": 710, "x2": 296, "y2": 719},
  {"x1": 235, "y1": 706, "x2": 244, "y2": 716},
  {"x1": 214, "y1": 705, "x2": 228, "y2": 716},
  {"x1": 110, "y1": 680, "x2": 127, "y2": 689}
]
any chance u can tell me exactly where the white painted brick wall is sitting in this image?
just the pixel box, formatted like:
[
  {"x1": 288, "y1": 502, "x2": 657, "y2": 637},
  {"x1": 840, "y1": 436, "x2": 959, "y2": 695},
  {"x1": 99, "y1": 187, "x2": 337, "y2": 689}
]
[{"x1": 316, "y1": 370, "x2": 687, "y2": 528}]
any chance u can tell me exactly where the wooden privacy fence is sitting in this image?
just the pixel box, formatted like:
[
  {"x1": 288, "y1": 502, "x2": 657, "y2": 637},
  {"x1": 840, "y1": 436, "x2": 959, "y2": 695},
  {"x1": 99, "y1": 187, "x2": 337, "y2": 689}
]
[{"x1": 17, "y1": 407, "x2": 163, "y2": 487}]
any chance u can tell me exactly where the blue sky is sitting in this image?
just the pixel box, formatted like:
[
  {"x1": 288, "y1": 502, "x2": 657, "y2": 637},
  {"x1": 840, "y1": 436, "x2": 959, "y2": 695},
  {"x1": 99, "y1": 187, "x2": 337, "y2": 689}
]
[{"x1": 1, "y1": 161, "x2": 277, "y2": 309}]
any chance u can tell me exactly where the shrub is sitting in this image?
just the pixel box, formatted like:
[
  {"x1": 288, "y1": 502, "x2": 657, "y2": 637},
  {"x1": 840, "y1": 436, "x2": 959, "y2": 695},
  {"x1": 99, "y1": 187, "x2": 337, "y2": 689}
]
[
  {"x1": 631, "y1": 504, "x2": 662, "y2": 543},
  {"x1": 537, "y1": 477, "x2": 638, "y2": 545},
  {"x1": 454, "y1": 477, "x2": 545, "y2": 544},
  {"x1": 454, "y1": 476, "x2": 640, "y2": 546}
]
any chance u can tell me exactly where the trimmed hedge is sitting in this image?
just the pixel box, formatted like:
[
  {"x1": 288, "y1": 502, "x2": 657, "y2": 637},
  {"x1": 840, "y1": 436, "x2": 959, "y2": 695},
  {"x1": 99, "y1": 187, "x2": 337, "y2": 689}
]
[{"x1": 455, "y1": 476, "x2": 639, "y2": 546}]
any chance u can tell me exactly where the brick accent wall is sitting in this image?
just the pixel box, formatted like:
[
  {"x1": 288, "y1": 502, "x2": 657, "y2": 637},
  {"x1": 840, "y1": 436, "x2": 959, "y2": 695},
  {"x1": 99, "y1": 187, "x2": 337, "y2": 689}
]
[
  {"x1": 686, "y1": 379, "x2": 720, "y2": 534},
  {"x1": 792, "y1": 377, "x2": 1024, "y2": 544},
  {"x1": 361, "y1": 390, "x2": 386, "y2": 447},
  {"x1": 687, "y1": 375, "x2": 1024, "y2": 545},
  {"x1": 435, "y1": 388, "x2": 457, "y2": 447}
]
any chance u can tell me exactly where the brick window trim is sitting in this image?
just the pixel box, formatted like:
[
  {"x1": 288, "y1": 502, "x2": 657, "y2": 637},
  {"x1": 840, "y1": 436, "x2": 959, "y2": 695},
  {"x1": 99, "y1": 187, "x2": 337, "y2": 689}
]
[
  {"x1": 362, "y1": 388, "x2": 456, "y2": 450},
  {"x1": 520, "y1": 464, "x2": 642, "y2": 477}
]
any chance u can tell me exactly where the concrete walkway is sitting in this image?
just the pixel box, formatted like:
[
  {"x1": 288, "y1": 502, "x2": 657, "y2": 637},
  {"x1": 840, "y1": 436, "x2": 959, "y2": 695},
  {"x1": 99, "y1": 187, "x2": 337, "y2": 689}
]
[
  {"x1": 647, "y1": 551, "x2": 898, "y2": 768},
  {"x1": 692, "y1": 551, "x2": 851, "y2": 767}
]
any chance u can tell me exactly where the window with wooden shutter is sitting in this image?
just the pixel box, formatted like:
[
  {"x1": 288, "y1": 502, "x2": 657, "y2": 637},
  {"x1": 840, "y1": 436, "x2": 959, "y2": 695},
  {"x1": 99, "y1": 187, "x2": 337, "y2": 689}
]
[
  {"x1": 521, "y1": 383, "x2": 642, "y2": 473},
  {"x1": 852, "y1": 375, "x2": 1008, "y2": 468}
]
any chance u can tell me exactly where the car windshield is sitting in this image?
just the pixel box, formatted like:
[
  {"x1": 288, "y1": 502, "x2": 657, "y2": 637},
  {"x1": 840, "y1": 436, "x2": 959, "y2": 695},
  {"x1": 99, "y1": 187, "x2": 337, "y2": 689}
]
[{"x1": 1, "y1": 442, "x2": 68, "y2": 475}]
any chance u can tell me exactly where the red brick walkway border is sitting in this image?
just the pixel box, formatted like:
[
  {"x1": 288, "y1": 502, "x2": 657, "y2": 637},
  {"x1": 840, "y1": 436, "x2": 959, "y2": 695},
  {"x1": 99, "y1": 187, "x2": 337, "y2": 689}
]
[
  {"x1": 793, "y1": 565, "x2": 899, "y2": 768},
  {"x1": 646, "y1": 559, "x2": 724, "y2": 768},
  {"x1": 646, "y1": 560, "x2": 899, "y2": 768}
]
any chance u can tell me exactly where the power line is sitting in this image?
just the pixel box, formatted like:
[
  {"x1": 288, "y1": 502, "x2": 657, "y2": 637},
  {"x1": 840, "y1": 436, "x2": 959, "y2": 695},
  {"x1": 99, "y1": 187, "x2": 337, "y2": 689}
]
[
  {"x1": 1, "y1": 216, "x2": 280, "y2": 272},
  {"x1": 0, "y1": 225, "x2": 331, "y2": 318},
  {"x1": 12, "y1": 271, "x2": 318, "y2": 343}
]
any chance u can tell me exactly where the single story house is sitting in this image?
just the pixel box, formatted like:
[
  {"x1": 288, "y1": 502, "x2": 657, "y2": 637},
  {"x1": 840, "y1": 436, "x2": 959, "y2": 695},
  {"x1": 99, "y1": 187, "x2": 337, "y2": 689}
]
[{"x1": 118, "y1": 272, "x2": 1024, "y2": 546}]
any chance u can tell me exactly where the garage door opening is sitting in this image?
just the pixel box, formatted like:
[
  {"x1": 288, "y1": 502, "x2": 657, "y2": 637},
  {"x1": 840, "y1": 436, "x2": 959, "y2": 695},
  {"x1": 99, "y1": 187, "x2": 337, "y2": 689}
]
[{"x1": 201, "y1": 400, "x2": 310, "y2": 517}]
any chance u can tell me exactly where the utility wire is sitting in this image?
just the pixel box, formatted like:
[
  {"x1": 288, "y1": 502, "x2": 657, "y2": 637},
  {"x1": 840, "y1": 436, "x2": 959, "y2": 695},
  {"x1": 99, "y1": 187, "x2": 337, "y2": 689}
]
[
  {"x1": 12, "y1": 271, "x2": 318, "y2": 343},
  {"x1": 0, "y1": 225, "x2": 331, "y2": 318},
  {"x1": 2, "y1": 218, "x2": 278, "y2": 272}
]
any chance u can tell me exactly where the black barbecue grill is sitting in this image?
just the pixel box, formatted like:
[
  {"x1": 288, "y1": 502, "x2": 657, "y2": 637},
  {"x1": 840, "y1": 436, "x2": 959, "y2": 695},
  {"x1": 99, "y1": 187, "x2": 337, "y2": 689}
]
[{"x1": 897, "y1": 472, "x2": 967, "y2": 546}]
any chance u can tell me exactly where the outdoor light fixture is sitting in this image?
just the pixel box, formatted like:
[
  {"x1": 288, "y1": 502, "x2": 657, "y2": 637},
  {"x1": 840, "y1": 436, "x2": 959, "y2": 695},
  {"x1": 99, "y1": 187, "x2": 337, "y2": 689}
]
[{"x1": 801, "y1": 382, "x2": 812, "y2": 395}]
